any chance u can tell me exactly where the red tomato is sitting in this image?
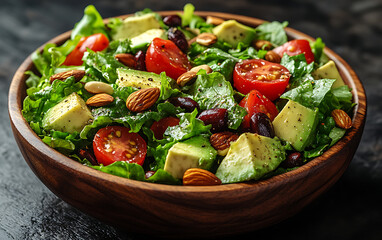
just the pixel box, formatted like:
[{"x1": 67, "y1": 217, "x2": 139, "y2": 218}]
[
  {"x1": 273, "y1": 39, "x2": 315, "y2": 64},
  {"x1": 93, "y1": 126, "x2": 147, "y2": 166},
  {"x1": 150, "y1": 116, "x2": 180, "y2": 140},
  {"x1": 145, "y1": 38, "x2": 192, "y2": 80},
  {"x1": 239, "y1": 89, "x2": 279, "y2": 131},
  {"x1": 233, "y1": 59, "x2": 290, "y2": 101},
  {"x1": 63, "y1": 33, "x2": 109, "y2": 66}
]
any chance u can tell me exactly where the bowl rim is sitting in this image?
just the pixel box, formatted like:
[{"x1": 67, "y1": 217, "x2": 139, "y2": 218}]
[{"x1": 8, "y1": 11, "x2": 367, "y2": 194}]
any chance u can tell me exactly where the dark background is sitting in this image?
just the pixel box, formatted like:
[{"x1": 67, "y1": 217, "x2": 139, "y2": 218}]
[{"x1": 1, "y1": 0, "x2": 381, "y2": 239}]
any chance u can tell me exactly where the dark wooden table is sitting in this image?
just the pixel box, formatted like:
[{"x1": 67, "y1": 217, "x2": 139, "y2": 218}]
[{"x1": 2, "y1": 0, "x2": 381, "y2": 239}]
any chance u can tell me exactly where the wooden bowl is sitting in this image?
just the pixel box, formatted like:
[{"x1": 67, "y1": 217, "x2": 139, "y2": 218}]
[{"x1": 8, "y1": 11, "x2": 366, "y2": 238}]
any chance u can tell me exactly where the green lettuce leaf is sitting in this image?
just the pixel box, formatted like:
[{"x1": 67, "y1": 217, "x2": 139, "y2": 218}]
[
  {"x1": 92, "y1": 162, "x2": 146, "y2": 181},
  {"x1": 255, "y1": 21, "x2": 288, "y2": 46},
  {"x1": 83, "y1": 50, "x2": 126, "y2": 83},
  {"x1": 184, "y1": 71, "x2": 246, "y2": 130},
  {"x1": 71, "y1": 5, "x2": 108, "y2": 39},
  {"x1": 164, "y1": 109, "x2": 211, "y2": 141},
  {"x1": 280, "y1": 53, "x2": 314, "y2": 88},
  {"x1": 193, "y1": 48, "x2": 240, "y2": 65},
  {"x1": 146, "y1": 169, "x2": 180, "y2": 185},
  {"x1": 281, "y1": 79, "x2": 335, "y2": 109},
  {"x1": 106, "y1": 39, "x2": 132, "y2": 55},
  {"x1": 310, "y1": 37, "x2": 329, "y2": 67}
]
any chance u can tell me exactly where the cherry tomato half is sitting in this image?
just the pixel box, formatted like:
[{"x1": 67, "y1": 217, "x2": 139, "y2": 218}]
[
  {"x1": 63, "y1": 33, "x2": 109, "y2": 66},
  {"x1": 233, "y1": 59, "x2": 291, "y2": 101},
  {"x1": 150, "y1": 116, "x2": 180, "y2": 140},
  {"x1": 273, "y1": 39, "x2": 315, "y2": 64},
  {"x1": 145, "y1": 38, "x2": 192, "y2": 80},
  {"x1": 239, "y1": 89, "x2": 279, "y2": 131},
  {"x1": 93, "y1": 126, "x2": 147, "y2": 166}
]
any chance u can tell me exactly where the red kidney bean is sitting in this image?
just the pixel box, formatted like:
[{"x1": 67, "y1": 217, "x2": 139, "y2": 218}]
[
  {"x1": 197, "y1": 108, "x2": 228, "y2": 132},
  {"x1": 167, "y1": 97, "x2": 200, "y2": 112},
  {"x1": 163, "y1": 15, "x2": 182, "y2": 27},
  {"x1": 167, "y1": 27, "x2": 188, "y2": 53},
  {"x1": 135, "y1": 50, "x2": 146, "y2": 71},
  {"x1": 281, "y1": 152, "x2": 304, "y2": 168},
  {"x1": 78, "y1": 149, "x2": 99, "y2": 166},
  {"x1": 250, "y1": 112, "x2": 275, "y2": 138}
]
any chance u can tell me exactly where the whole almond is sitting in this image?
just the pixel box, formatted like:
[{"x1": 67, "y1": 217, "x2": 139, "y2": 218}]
[
  {"x1": 196, "y1": 33, "x2": 218, "y2": 47},
  {"x1": 126, "y1": 88, "x2": 160, "y2": 112},
  {"x1": 253, "y1": 40, "x2": 273, "y2": 50},
  {"x1": 115, "y1": 53, "x2": 137, "y2": 68},
  {"x1": 210, "y1": 131, "x2": 239, "y2": 156},
  {"x1": 183, "y1": 168, "x2": 222, "y2": 186},
  {"x1": 265, "y1": 50, "x2": 281, "y2": 63},
  {"x1": 177, "y1": 65, "x2": 212, "y2": 87},
  {"x1": 331, "y1": 109, "x2": 352, "y2": 129},
  {"x1": 86, "y1": 93, "x2": 114, "y2": 107},
  {"x1": 206, "y1": 16, "x2": 225, "y2": 25},
  {"x1": 50, "y1": 70, "x2": 85, "y2": 83},
  {"x1": 84, "y1": 81, "x2": 114, "y2": 95}
]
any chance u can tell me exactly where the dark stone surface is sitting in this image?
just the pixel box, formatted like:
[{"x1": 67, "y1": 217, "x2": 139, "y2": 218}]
[{"x1": 1, "y1": 0, "x2": 381, "y2": 239}]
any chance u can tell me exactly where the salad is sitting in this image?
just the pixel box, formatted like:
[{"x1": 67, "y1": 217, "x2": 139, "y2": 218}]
[{"x1": 22, "y1": 4, "x2": 354, "y2": 185}]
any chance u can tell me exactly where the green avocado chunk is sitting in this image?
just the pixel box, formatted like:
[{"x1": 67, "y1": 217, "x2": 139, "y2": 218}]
[
  {"x1": 116, "y1": 68, "x2": 163, "y2": 89},
  {"x1": 111, "y1": 13, "x2": 161, "y2": 40},
  {"x1": 42, "y1": 92, "x2": 93, "y2": 133},
  {"x1": 130, "y1": 29, "x2": 166, "y2": 52},
  {"x1": 272, "y1": 100, "x2": 319, "y2": 151},
  {"x1": 164, "y1": 136, "x2": 217, "y2": 179},
  {"x1": 311, "y1": 60, "x2": 345, "y2": 89},
  {"x1": 212, "y1": 20, "x2": 256, "y2": 47},
  {"x1": 215, "y1": 133, "x2": 286, "y2": 184}
]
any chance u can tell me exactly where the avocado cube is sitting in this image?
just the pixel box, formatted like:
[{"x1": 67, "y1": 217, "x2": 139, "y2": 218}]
[
  {"x1": 42, "y1": 92, "x2": 93, "y2": 133},
  {"x1": 215, "y1": 133, "x2": 286, "y2": 184},
  {"x1": 312, "y1": 60, "x2": 345, "y2": 89},
  {"x1": 130, "y1": 29, "x2": 166, "y2": 51},
  {"x1": 164, "y1": 136, "x2": 217, "y2": 179},
  {"x1": 272, "y1": 100, "x2": 319, "y2": 151},
  {"x1": 116, "y1": 68, "x2": 163, "y2": 89},
  {"x1": 212, "y1": 20, "x2": 256, "y2": 47},
  {"x1": 111, "y1": 13, "x2": 161, "y2": 40}
]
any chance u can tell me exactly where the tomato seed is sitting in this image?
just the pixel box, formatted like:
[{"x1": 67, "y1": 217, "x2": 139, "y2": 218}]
[
  {"x1": 126, "y1": 153, "x2": 132, "y2": 158},
  {"x1": 126, "y1": 149, "x2": 134, "y2": 155},
  {"x1": 115, "y1": 131, "x2": 121, "y2": 137}
]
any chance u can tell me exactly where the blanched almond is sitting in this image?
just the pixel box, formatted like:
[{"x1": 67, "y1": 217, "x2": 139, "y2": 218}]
[{"x1": 84, "y1": 81, "x2": 114, "y2": 95}]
